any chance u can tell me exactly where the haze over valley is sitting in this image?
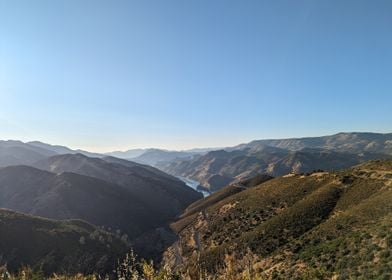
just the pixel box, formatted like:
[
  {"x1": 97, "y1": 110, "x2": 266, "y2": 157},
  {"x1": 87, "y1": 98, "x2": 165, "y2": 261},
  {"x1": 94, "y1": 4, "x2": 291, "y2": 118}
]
[
  {"x1": 0, "y1": 131, "x2": 392, "y2": 278},
  {"x1": 1, "y1": 0, "x2": 392, "y2": 279}
]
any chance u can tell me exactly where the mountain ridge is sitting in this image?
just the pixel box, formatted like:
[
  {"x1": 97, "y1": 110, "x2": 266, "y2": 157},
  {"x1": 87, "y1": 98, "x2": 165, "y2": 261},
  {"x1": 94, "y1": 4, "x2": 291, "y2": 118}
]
[
  {"x1": 159, "y1": 132, "x2": 392, "y2": 192},
  {"x1": 163, "y1": 160, "x2": 392, "y2": 279}
]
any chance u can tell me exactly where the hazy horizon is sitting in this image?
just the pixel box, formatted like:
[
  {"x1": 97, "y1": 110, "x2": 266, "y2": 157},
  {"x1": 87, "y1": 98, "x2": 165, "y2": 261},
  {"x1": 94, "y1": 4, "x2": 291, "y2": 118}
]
[
  {"x1": 1, "y1": 1, "x2": 391, "y2": 152},
  {"x1": 1, "y1": 130, "x2": 391, "y2": 154}
]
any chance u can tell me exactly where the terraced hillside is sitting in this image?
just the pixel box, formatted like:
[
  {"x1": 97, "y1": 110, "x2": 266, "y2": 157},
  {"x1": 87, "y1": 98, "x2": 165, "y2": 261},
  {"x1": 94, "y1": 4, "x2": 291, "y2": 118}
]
[{"x1": 163, "y1": 160, "x2": 392, "y2": 279}]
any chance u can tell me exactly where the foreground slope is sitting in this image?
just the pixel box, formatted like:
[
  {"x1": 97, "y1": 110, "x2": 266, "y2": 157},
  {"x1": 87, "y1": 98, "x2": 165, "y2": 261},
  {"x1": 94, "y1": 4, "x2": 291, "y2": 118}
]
[
  {"x1": 0, "y1": 209, "x2": 128, "y2": 275},
  {"x1": 164, "y1": 160, "x2": 392, "y2": 279},
  {"x1": 0, "y1": 165, "x2": 159, "y2": 239}
]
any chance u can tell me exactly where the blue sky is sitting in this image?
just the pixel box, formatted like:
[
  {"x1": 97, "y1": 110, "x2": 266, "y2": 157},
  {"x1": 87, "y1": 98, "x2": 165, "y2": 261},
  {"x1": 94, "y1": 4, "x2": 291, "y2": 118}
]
[{"x1": 0, "y1": 0, "x2": 391, "y2": 152}]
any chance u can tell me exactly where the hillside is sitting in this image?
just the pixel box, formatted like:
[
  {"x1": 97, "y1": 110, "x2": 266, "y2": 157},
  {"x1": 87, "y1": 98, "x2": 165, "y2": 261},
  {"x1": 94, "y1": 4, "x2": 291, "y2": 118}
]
[
  {"x1": 0, "y1": 165, "x2": 160, "y2": 239},
  {"x1": 0, "y1": 140, "x2": 57, "y2": 167},
  {"x1": 33, "y1": 154, "x2": 202, "y2": 216},
  {"x1": 159, "y1": 147, "x2": 286, "y2": 192},
  {"x1": 0, "y1": 140, "x2": 107, "y2": 168},
  {"x1": 163, "y1": 160, "x2": 392, "y2": 279},
  {"x1": 159, "y1": 143, "x2": 390, "y2": 192},
  {"x1": 0, "y1": 208, "x2": 128, "y2": 275},
  {"x1": 266, "y1": 148, "x2": 388, "y2": 176},
  {"x1": 28, "y1": 141, "x2": 103, "y2": 158},
  {"x1": 234, "y1": 132, "x2": 392, "y2": 154}
]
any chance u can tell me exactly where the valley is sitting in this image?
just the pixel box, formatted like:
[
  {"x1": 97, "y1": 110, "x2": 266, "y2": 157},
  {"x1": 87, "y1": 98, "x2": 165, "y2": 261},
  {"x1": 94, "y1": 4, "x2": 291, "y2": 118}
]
[
  {"x1": 178, "y1": 176, "x2": 210, "y2": 197},
  {"x1": 2, "y1": 1, "x2": 391, "y2": 278},
  {"x1": 0, "y1": 132, "x2": 391, "y2": 279}
]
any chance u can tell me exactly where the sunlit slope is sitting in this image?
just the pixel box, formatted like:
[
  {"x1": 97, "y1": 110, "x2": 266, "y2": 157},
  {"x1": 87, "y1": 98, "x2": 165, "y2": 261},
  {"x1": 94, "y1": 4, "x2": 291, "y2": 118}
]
[{"x1": 165, "y1": 160, "x2": 392, "y2": 279}]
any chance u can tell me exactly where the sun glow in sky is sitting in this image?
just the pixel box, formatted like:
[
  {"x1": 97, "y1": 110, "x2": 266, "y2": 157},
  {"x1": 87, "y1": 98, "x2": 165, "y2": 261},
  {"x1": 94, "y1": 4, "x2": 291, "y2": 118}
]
[{"x1": 1, "y1": 0, "x2": 391, "y2": 152}]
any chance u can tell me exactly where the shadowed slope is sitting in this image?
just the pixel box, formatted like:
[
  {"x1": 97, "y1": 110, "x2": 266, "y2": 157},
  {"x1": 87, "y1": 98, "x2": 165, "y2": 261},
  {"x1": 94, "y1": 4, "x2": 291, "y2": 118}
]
[{"x1": 0, "y1": 209, "x2": 128, "y2": 275}]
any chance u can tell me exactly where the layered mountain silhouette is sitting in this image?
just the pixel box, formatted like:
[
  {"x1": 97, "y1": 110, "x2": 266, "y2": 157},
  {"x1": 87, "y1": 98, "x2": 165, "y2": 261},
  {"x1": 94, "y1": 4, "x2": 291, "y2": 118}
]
[
  {"x1": 33, "y1": 154, "x2": 202, "y2": 215},
  {"x1": 233, "y1": 132, "x2": 392, "y2": 154},
  {"x1": 0, "y1": 140, "x2": 101, "y2": 168},
  {"x1": 0, "y1": 165, "x2": 158, "y2": 239},
  {"x1": 0, "y1": 154, "x2": 201, "y2": 252},
  {"x1": 159, "y1": 132, "x2": 392, "y2": 191},
  {"x1": 0, "y1": 133, "x2": 391, "y2": 278},
  {"x1": 28, "y1": 141, "x2": 103, "y2": 158},
  {"x1": 131, "y1": 149, "x2": 197, "y2": 166},
  {"x1": 106, "y1": 148, "x2": 218, "y2": 166},
  {"x1": 0, "y1": 140, "x2": 57, "y2": 167}
]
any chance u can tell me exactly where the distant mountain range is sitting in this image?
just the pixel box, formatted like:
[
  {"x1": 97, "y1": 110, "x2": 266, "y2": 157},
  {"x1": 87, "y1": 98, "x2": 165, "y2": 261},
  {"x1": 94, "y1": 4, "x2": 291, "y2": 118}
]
[
  {"x1": 158, "y1": 132, "x2": 392, "y2": 191},
  {"x1": 0, "y1": 140, "x2": 101, "y2": 167},
  {"x1": 0, "y1": 140, "x2": 216, "y2": 168},
  {"x1": 2, "y1": 132, "x2": 391, "y2": 194},
  {"x1": 232, "y1": 132, "x2": 392, "y2": 154},
  {"x1": 0, "y1": 132, "x2": 391, "y2": 277},
  {"x1": 106, "y1": 148, "x2": 218, "y2": 166},
  {"x1": 105, "y1": 148, "x2": 148, "y2": 159},
  {"x1": 0, "y1": 143, "x2": 202, "y2": 271}
]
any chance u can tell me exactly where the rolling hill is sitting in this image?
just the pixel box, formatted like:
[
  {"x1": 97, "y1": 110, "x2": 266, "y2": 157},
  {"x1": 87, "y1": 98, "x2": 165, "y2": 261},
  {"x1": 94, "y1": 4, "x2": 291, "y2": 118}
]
[
  {"x1": 33, "y1": 153, "x2": 202, "y2": 215},
  {"x1": 0, "y1": 153, "x2": 202, "y2": 250},
  {"x1": 0, "y1": 208, "x2": 129, "y2": 275},
  {"x1": 163, "y1": 160, "x2": 392, "y2": 279},
  {"x1": 0, "y1": 165, "x2": 159, "y2": 239},
  {"x1": 0, "y1": 140, "x2": 106, "y2": 168},
  {"x1": 0, "y1": 140, "x2": 57, "y2": 167},
  {"x1": 28, "y1": 141, "x2": 103, "y2": 158}
]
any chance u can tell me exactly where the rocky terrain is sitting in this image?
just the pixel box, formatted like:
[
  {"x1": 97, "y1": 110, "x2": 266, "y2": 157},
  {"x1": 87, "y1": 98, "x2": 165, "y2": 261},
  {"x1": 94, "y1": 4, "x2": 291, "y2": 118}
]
[
  {"x1": 163, "y1": 160, "x2": 392, "y2": 279},
  {"x1": 159, "y1": 132, "x2": 392, "y2": 192}
]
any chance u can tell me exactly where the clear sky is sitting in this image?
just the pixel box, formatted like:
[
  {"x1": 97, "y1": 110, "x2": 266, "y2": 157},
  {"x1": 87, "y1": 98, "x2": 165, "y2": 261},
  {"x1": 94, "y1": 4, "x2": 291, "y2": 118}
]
[{"x1": 0, "y1": 0, "x2": 391, "y2": 152}]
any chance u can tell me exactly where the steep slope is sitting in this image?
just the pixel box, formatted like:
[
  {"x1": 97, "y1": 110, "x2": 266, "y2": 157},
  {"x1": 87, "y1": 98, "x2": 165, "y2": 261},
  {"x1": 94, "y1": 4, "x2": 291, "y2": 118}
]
[
  {"x1": 163, "y1": 160, "x2": 392, "y2": 279},
  {"x1": 0, "y1": 165, "x2": 159, "y2": 239},
  {"x1": 172, "y1": 174, "x2": 273, "y2": 234},
  {"x1": 33, "y1": 154, "x2": 202, "y2": 216},
  {"x1": 266, "y1": 148, "x2": 389, "y2": 176},
  {"x1": 102, "y1": 155, "x2": 179, "y2": 182},
  {"x1": 159, "y1": 147, "x2": 287, "y2": 192},
  {"x1": 0, "y1": 208, "x2": 128, "y2": 275},
  {"x1": 160, "y1": 145, "x2": 388, "y2": 192}
]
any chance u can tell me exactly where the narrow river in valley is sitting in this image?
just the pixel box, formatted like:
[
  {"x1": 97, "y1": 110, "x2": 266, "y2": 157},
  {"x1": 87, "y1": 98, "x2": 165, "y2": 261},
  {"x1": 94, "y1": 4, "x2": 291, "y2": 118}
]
[{"x1": 178, "y1": 176, "x2": 210, "y2": 197}]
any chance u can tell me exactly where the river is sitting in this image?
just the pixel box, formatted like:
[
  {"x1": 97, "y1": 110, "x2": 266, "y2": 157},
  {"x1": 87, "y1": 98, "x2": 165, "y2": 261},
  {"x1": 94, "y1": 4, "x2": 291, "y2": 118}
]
[{"x1": 178, "y1": 176, "x2": 210, "y2": 197}]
